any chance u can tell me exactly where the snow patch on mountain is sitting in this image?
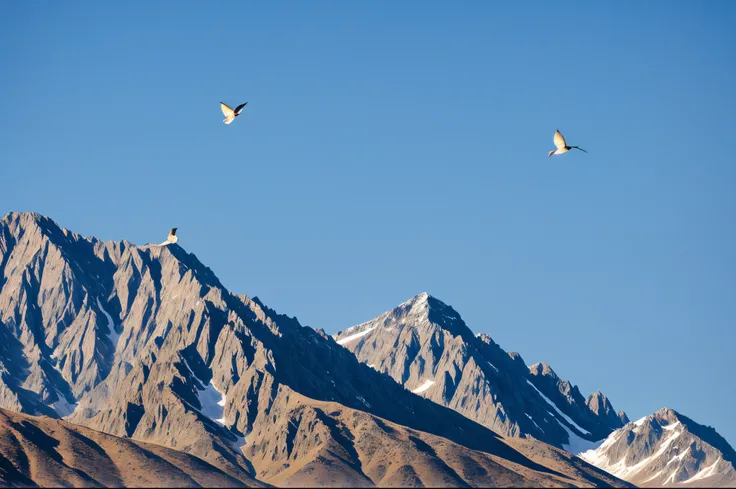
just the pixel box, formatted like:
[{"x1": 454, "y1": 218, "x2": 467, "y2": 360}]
[
  {"x1": 199, "y1": 381, "x2": 226, "y2": 425},
  {"x1": 96, "y1": 298, "x2": 120, "y2": 349},
  {"x1": 525, "y1": 413, "x2": 544, "y2": 432},
  {"x1": 685, "y1": 457, "x2": 722, "y2": 484},
  {"x1": 633, "y1": 416, "x2": 648, "y2": 433},
  {"x1": 526, "y1": 379, "x2": 591, "y2": 436},
  {"x1": 412, "y1": 379, "x2": 435, "y2": 394},
  {"x1": 560, "y1": 422, "x2": 604, "y2": 454},
  {"x1": 180, "y1": 357, "x2": 227, "y2": 425},
  {"x1": 663, "y1": 422, "x2": 680, "y2": 431},
  {"x1": 336, "y1": 326, "x2": 376, "y2": 345},
  {"x1": 52, "y1": 391, "x2": 78, "y2": 418},
  {"x1": 356, "y1": 395, "x2": 371, "y2": 408}
]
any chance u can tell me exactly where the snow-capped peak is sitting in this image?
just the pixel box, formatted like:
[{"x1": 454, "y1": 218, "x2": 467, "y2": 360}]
[{"x1": 580, "y1": 408, "x2": 736, "y2": 487}]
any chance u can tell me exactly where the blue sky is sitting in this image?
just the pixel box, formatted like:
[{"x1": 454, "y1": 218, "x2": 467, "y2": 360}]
[{"x1": 1, "y1": 2, "x2": 734, "y2": 445}]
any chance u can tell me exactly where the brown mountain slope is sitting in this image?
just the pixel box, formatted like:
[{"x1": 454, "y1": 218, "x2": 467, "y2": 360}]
[
  {"x1": 242, "y1": 390, "x2": 630, "y2": 488},
  {"x1": 0, "y1": 407, "x2": 259, "y2": 488}
]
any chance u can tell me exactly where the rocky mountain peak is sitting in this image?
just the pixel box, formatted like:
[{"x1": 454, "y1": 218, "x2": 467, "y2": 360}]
[
  {"x1": 3, "y1": 211, "x2": 83, "y2": 245},
  {"x1": 659, "y1": 409, "x2": 736, "y2": 465},
  {"x1": 653, "y1": 407, "x2": 680, "y2": 425},
  {"x1": 407, "y1": 291, "x2": 431, "y2": 304},
  {"x1": 529, "y1": 361, "x2": 559, "y2": 380},
  {"x1": 3, "y1": 211, "x2": 44, "y2": 227},
  {"x1": 587, "y1": 392, "x2": 629, "y2": 429},
  {"x1": 335, "y1": 292, "x2": 476, "y2": 348},
  {"x1": 587, "y1": 391, "x2": 610, "y2": 409},
  {"x1": 393, "y1": 291, "x2": 431, "y2": 321}
]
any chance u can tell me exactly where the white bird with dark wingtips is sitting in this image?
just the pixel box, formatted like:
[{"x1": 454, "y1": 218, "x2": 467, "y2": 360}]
[
  {"x1": 159, "y1": 228, "x2": 178, "y2": 246},
  {"x1": 220, "y1": 102, "x2": 247, "y2": 124},
  {"x1": 548, "y1": 130, "x2": 588, "y2": 157}
]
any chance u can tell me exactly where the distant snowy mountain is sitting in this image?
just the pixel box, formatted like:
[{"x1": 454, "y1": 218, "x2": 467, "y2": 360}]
[
  {"x1": 333, "y1": 292, "x2": 628, "y2": 451},
  {"x1": 580, "y1": 408, "x2": 736, "y2": 487}
]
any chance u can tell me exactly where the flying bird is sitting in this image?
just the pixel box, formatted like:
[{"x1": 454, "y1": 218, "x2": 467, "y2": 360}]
[
  {"x1": 166, "y1": 228, "x2": 178, "y2": 245},
  {"x1": 548, "y1": 130, "x2": 588, "y2": 157},
  {"x1": 220, "y1": 102, "x2": 247, "y2": 124}
]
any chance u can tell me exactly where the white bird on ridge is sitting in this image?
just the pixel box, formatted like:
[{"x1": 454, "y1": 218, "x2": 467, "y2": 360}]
[
  {"x1": 161, "y1": 228, "x2": 178, "y2": 246},
  {"x1": 220, "y1": 102, "x2": 247, "y2": 124},
  {"x1": 548, "y1": 130, "x2": 588, "y2": 157}
]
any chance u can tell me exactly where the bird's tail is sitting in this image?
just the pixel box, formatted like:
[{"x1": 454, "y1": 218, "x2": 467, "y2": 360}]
[{"x1": 548, "y1": 150, "x2": 556, "y2": 157}]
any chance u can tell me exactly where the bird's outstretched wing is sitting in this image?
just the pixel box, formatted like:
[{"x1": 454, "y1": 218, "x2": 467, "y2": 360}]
[
  {"x1": 169, "y1": 228, "x2": 177, "y2": 237},
  {"x1": 234, "y1": 102, "x2": 247, "y2": 115},
  {"x1": 572, "y1": 146, "x2": 588, "y2": 153},
  {"x1": 553, "y1": 130, "x2": 567, "y2": 150},
  {"x1": 220, "y1": 102, "x2": 235, "y2": 118}
]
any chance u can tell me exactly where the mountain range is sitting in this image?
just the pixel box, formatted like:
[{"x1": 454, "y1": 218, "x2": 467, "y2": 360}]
[
  {"x1": 0, "y1": 211, "x2": 732, "y2": 487},
  {"x1": 0, "y1": 211, "x2": 631, "y2": 487}
]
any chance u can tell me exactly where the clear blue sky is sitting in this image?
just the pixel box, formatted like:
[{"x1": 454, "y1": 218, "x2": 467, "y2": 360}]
[{"x1": 1, "y1": 2, "x2": 734, "y2": 446}]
